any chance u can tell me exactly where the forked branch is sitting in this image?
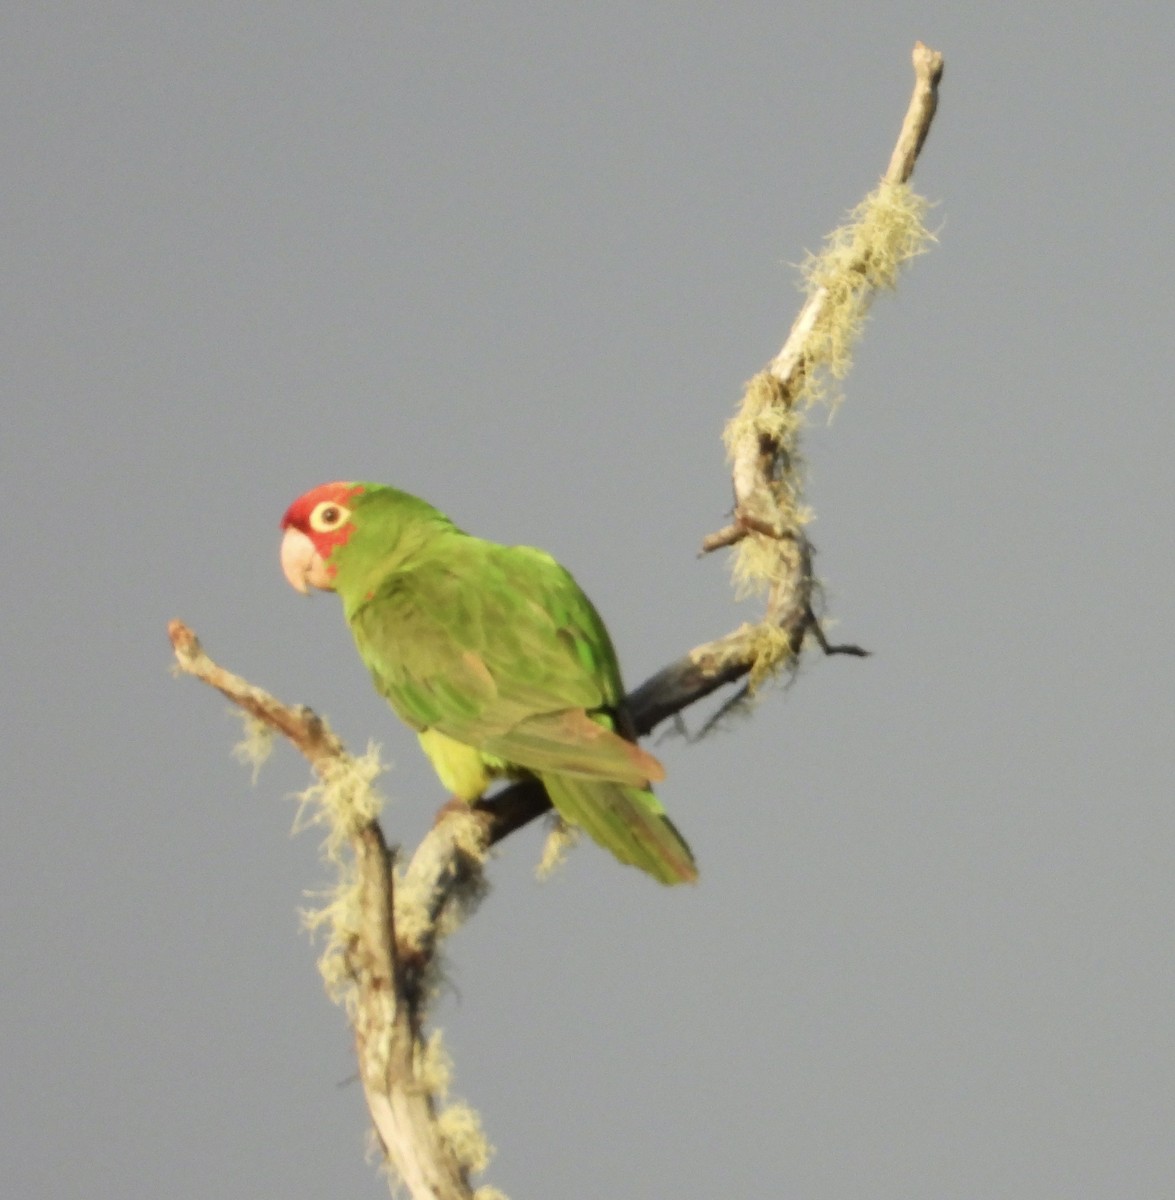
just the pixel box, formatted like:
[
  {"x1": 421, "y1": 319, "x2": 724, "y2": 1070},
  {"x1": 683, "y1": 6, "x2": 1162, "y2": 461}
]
[
  {"x1": 168, "y1": 608, "x2": 835, "y2": 1199},
  {"x1": 169, "y1": 42, "x2": 942, "y2": 1200}
]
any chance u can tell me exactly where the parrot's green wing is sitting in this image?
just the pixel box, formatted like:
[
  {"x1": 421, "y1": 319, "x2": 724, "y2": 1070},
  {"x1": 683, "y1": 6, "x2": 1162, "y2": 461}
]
[
  {"x1": 349, "y1": 540, "x2": 652, "y2": 777},
  {"x1": 347, "y1": 536, "x2": 696, "y2": 883}
]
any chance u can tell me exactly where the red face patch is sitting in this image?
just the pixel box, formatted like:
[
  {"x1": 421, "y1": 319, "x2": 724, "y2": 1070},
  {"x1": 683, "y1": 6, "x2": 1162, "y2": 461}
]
[{"x1": 281, "y1": 482, "x2": 365, "y2": 563}]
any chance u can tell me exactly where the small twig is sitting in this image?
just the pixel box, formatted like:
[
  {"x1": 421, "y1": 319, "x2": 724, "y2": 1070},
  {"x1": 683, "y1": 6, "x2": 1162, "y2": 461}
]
[
  {"x1": 698, "y1": 522, "x2": 744, "y2": 554},
  {"x1": 807, "y1": 614, "x2": 870, "y2": 658}
]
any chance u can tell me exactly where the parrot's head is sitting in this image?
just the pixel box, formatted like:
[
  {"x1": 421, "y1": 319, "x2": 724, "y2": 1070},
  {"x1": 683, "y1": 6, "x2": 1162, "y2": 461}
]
[{"x1": 280, "y1": 481, "x2": 366, "y2": 593}]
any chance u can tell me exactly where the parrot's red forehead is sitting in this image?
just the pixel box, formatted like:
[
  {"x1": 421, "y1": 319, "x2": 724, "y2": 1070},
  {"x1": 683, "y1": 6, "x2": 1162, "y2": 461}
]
[{"x1": 281, "y1": 482, "x2": 364, "y2": 530}]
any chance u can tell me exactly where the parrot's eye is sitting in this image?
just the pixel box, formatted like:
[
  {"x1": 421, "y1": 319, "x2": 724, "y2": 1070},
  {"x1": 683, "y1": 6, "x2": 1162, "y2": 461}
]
[{"x1": 309, "y1": 501, "x2": 350, "y2": 533}]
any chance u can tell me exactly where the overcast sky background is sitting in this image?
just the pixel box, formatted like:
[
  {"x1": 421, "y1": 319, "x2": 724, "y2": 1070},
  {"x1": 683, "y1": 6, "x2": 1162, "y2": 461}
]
[{"x1": 5, "y1": 5, "x2": 1174, "y2": 1198}]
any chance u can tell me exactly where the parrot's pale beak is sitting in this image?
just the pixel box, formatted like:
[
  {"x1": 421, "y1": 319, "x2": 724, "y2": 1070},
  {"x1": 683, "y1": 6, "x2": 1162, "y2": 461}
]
[{"x1": 280, "y1": 527, "x2": 334, "y2": 593}]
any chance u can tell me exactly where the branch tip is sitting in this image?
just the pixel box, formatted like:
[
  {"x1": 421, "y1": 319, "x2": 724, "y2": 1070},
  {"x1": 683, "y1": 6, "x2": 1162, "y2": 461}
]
[{"x1": 168, "y1": 618, "x2": 200, "y2": 659}]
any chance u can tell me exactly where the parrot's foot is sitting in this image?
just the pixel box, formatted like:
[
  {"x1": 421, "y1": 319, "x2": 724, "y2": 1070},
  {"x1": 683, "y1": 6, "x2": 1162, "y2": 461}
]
[{"x1": 432, "y1": 795, "x2": 474, "y2": 826}]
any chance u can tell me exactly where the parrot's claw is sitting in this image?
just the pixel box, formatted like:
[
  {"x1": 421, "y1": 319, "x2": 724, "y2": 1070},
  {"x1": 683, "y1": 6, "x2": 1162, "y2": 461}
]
[{"x1": 432, "y1": 795, "x2": 473, "y2": 826}]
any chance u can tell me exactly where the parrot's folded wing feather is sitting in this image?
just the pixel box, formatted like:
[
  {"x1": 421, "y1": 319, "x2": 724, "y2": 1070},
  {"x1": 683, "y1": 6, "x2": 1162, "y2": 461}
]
[
  {"x1": 350, "y1": 548, "x2": 626, "y2": 747},
  {"x1": 482, "y1": 709, "x2": 664, "y2": 785},
  {"x1": 542, "y1": 774, "x2": 697, "y2": 885}
]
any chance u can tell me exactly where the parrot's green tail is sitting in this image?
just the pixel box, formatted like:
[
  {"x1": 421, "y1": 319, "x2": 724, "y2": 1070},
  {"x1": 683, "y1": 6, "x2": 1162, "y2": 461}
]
[{"x1": 540, "y1": 774, "x2": 698, "y2": 885}]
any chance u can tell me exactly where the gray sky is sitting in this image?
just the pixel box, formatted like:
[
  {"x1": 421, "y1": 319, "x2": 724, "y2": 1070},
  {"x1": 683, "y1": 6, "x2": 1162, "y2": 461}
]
[{"x1": 5, "y1": 4, "x2": 1174, "y2": 1198}]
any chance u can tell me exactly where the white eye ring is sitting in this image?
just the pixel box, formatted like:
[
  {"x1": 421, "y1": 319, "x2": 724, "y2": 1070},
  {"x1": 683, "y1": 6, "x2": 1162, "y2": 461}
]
[{"x1": 309, "y1": 501, "x2": 350, "y2": 533}]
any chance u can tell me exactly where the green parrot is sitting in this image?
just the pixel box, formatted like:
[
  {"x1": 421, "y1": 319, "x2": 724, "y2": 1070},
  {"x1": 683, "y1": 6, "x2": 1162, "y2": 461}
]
[{"x1": 280, "y1": 481, "x2": 697, "y2": 885}]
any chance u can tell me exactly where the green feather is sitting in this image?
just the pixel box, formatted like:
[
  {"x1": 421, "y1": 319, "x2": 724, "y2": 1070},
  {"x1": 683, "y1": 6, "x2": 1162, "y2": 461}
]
[
  {"x1": 540, "y1": 775, "x2": 697, "y2": 885},
  {"x1": 327, "y1": 483, "x2": 697, "y2": 885}
]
